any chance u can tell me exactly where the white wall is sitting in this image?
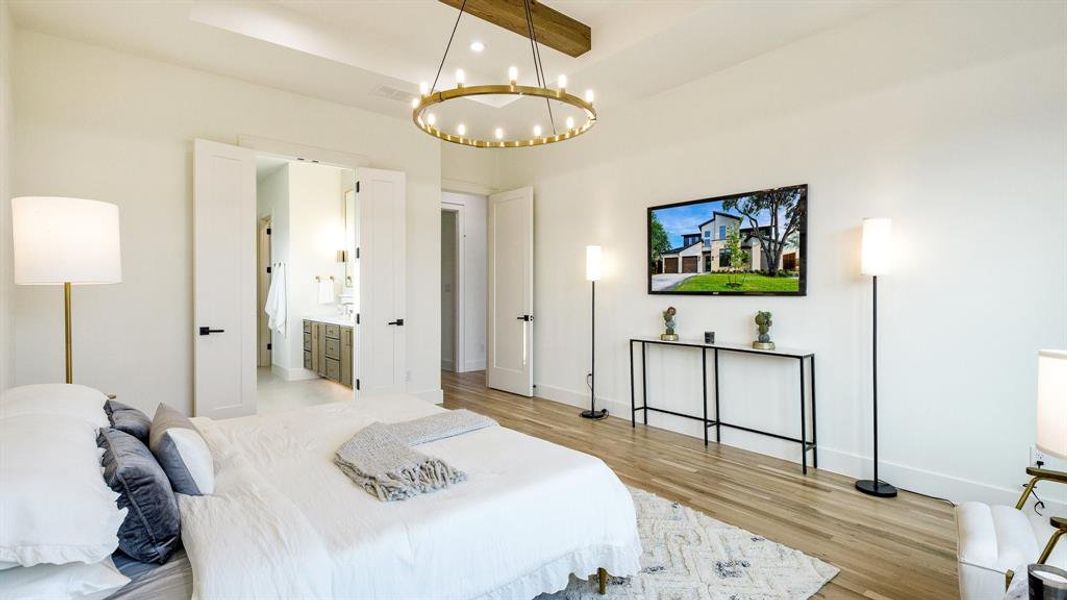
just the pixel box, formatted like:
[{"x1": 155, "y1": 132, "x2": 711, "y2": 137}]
[
  {"x1": 256, "y1": 165, "x2": 291, "y2": 371},
  {"x1": 0, "y1": 3, "x2": 14, "y2": 390},
  {"x1": 10, "y1": 31, "x2": 443, "y2": 414},
  {"x1": 442, "y1": 191, "x2": 487, "y2": 372},
  {"x1": 497, "y1": 2, "x2": 1067, "y2": 508}
]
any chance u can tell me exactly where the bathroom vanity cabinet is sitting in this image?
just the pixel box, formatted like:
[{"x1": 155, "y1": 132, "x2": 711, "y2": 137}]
[{"x1": 303, "y1": 318, "x2": 354, "y2": 387}]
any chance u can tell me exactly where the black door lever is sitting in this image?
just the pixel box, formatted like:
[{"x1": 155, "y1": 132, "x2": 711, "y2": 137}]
[
  {"x1": 387, "y1": 319, "x2": 405, "y2": 326},
  {"x1": 516, "y1": 314, "x2": 534, "y2": 321},
  {"x1": 198, "y1": 326, "x2": 225, "y2": 336}
]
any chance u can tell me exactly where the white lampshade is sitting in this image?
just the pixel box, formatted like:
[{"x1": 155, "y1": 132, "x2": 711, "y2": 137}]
[
  {"x1": 585, "y1": 245, "x2": 603, "y2": 282},
  {"x1": 861, "y1": 217, "x2": 892, "y2": 276},
  {"x1": 1037, "y1": 349, "x2": 1067, "y2": 460},
  {"x1": 12, "y1": 197, "x2": 122, "y2": 285}
]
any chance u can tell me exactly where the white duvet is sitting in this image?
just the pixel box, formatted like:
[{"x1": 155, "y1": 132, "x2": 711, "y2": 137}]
[{"x1": 179, "y1": 394, "x2": 641, "y2": 599}]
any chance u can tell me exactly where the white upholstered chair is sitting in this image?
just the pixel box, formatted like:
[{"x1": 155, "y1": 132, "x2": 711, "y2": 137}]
[{"x1": 956, "y1": 467, "x2": 1067, "y2": 600}]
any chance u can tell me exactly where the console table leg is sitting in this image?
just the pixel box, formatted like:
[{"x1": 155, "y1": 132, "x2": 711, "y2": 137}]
[
  {"x1": 702, "y1": 347, "x2": 708, "y2": 447},
  {"x1": 811, "y1": 355, "x2": 818, "y2": 469},
  {"x1": 800, "y1": 356, "x2": 807, "y2": 475},
  {"x1": 629, "y1": 341, "x2": 636, "y2": 429},
  {"x1": 641, "y1": 343, "x2": 649, "y2": 425},
  {"x1": 713, "y1": 349, "x2": 721, "y2": 443}
]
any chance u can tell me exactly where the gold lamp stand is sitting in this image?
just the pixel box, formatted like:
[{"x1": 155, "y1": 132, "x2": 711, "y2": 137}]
[{"x1": 64, "y1": 282, "x2": 73, "y2": 384}]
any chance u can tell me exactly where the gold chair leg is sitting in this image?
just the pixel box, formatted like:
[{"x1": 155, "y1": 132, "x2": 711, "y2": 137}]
[{"x1": 597, "y1": 568, "x2": 607, "y2": 595}]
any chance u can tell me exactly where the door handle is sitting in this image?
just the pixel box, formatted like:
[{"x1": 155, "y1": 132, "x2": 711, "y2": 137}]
[
  {"x1": 387, "y1": 319, "x2": 405, "y2": 326},
  {"x1": 516, "y1": 314, "x2": 534, "y2": 322},
  {"x1": 198, "y1": 326, "x2": 225, "y2": 336}
]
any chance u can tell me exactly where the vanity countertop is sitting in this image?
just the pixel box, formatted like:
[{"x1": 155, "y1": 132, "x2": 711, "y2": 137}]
[{"x1": 303, "y1": 314, "x2": 355, "y2": 327}]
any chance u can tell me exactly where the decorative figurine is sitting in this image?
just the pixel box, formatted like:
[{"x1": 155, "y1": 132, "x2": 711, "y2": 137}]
[
  {"x1": 661, "y1": 306, "x2": 679, "y2": 341},
  {"x1": 753, "y1": 311, "x2": 775, "y2": 350}
]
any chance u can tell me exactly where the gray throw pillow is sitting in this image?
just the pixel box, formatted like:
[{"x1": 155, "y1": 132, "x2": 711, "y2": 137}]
[
  {"x1": 148, "y1": 403, "x2": 215, "y2": 496},
  {"x1": 98, "y1": 428, "x2": 181, "y2": 563},
  {"x1": 104, "y1": 400, "x2": 152, "y2": 444}
]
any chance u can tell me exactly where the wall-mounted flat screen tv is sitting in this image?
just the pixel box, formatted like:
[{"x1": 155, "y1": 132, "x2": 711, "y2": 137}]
[{"x1": 648, "y1": 184, "x2": 807, "y2": 296}]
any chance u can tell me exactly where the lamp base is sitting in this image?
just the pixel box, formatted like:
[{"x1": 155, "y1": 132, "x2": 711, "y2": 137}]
[
  {"x1": 580, "y1": 408, "x2": 608, "y2": 420},
  {"x1": 855, "y1": 479, "x2": 898, "y2": 498}
]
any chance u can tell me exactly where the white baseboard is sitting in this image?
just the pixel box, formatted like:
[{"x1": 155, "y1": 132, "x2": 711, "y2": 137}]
[
  {"x1": 411, "y1": 388, "x2": 444, "y2": 405},
  {"x1": 532, "y1": 381, "x2": 1067, "y2": 514},
  {"x1": 272, "y1": 364, "x2": 318, "y2": 381},
  {"x1": 459, "y1": 359, "x2": 485, "y2": 372}
]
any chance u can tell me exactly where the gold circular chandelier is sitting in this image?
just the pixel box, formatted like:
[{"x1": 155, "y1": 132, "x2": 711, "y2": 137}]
[{"x1": 411, "y1": 0, "x2": 597, "y2": 149}]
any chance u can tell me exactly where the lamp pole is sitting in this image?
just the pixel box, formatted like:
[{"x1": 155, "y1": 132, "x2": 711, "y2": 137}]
[{"x1": 582, "y1": 246, "x2": 607, "y2": 420}]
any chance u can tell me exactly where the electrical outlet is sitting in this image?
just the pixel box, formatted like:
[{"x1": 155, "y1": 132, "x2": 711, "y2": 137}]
[{"x1": 1031, "y1": 445, "x2": 1047, "y2": 467}]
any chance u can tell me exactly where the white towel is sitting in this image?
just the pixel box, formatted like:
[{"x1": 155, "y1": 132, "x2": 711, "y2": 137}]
[
  {"x1": 264, "y1": 264, "x2": 286, "y2": 336},
  {"x1": 317, "y1": 278, "x2": 334, "y2": 304}
]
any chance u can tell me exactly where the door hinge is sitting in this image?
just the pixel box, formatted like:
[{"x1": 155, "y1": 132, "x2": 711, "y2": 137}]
[
  {"x1": 266, "y1": 227, "x2": 271, "y2": 235},
  {"x1": 266, "y1": 266, "x2": 272, "y2": 274},
  {"x1": 355, "y1": 247, "x2": 360, "y2": 259},
  {"x1": 355, "y1": 313, "x2": 360, "y2": 325},
  {"x1": 355, "y1": 379, "x2": 361, "y2": 391},
  {"x1": 266, "y1": 343, "x2": 272, "y2": 350},
  {"x1": 355, "y1": 181, "x2": 360, "y2": 193}
]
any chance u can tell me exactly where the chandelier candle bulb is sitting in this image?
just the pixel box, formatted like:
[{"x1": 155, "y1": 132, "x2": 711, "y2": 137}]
[
  {"x1": 419, "y1": 81, "x2": 429, "y2": 96},
  {"x1": 508, "y1": 66, "x2": 518, "y2": 84},
  {"x1": 455, "y1": 68, "x2": 465, "y2": 87},
  {"x1": 427, "y1": 113, "x2": 436, "y2": 126},
  {"x1": 457, "y1": 123, "x2": 466, "y2": 137},
  {"x1": 557, "y1": 74, "x2": 567, "y2": 91},
  {"x1": 494, "y1": 128, "x2": 504, "y2": 140},
  {"x1": 469, "y1": 40, "x2": 485, "y2": 53},
  {"x1": 410, "y1": 97, "x2": 419, "y2": 109},
  {"x1": 533, "y1": 124, "x2": 543, "y2": 137},
  {"x1": 566, "y1": 116, "x2": 575, "y2": 129},
  {"x1": 584, "y1": 89, "x2": 595, "y2": 104}
]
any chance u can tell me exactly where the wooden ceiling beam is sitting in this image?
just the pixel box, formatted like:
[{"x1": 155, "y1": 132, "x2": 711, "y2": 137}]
[{"x1": 437, "y1": 0, "x2": 591, "y2": 58}]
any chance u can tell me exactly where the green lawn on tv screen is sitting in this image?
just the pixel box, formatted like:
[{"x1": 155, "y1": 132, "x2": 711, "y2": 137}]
[{"x1": 672, "y1": 272, "x2": 800, "y2": 293}]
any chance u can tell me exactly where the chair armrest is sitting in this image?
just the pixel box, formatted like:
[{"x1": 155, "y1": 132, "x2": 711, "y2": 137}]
[{"x1": 1015, "y1": 467, "x2": 1067, "y2": 510}]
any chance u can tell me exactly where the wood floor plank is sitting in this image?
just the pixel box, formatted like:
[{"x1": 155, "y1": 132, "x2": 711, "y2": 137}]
[{"x1": 441, "y1": 370, "x2": 959, "y2": 600}]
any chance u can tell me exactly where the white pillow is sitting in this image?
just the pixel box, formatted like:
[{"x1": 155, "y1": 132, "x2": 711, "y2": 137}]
[
  {"x1": 0, "y1": 414, "x2": 127, "y2": 567},
  {"x1": 0, "y1": 557, "x2": 129, "y2": 600},
  {"x1": 0, "y1": 384, "x2": 109, "y2": 429}
]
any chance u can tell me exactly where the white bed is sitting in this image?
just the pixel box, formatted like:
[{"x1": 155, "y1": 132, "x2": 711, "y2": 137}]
[{"x1": 178, "y1": 393, "x2": 642, "y2": 599}]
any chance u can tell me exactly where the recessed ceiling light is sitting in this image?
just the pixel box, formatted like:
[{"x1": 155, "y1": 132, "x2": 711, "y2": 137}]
[{"x1": 469, "y1": 41, "x2": 485, "y2": 53}]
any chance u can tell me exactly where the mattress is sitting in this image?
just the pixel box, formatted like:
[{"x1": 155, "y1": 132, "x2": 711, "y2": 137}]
[{"x1": 178, "y1": 394, "x2": 641, "y2": 599}]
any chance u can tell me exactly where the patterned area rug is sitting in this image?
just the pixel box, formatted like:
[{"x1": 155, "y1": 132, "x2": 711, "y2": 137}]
[{"x1": 541, "y1": 487, "x2": 839, "y2": 600}]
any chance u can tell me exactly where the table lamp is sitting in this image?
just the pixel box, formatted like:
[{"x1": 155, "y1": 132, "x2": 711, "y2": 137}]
[
  {"x1": 12, "y1": 197, "x2": 122, "y2": 383},
  {"x1": 855, "y1": 217, "x2": 897, "y2": 498},
  {"x1": 581, "y1": 245, "x2": 607, "y2": 420}
]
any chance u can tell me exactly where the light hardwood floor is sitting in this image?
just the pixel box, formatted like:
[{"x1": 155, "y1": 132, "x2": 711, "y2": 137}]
[{"x1": 442, "y1": 370, "x2": 959, "y2": 600}]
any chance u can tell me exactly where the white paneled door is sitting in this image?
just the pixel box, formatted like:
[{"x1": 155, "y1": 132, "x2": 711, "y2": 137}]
[
  {"x1": 487, "y1": 187, "x2": 534, "y2": 397},
  {"x1": 193, "y1": 139, "x2": 257, "y2": 418},
  {"x1": 355, "y1": 168, "x2": 406, "y2": 396}
]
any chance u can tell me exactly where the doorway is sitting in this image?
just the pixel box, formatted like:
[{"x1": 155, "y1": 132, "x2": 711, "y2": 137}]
[
  {"x1": 440, "y1": 191, "x2": 488, "y2": 378},
  {"x1": 441, "y1": 209, "x2": 459, "y2": 372},
  {"x1": 192, "y1": 138, "x2": 408, "y2": 418}
]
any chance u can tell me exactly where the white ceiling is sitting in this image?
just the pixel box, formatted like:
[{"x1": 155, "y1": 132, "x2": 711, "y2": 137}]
[{"x1": 9, "y1": 0, "x2": 895, "y2": 136}]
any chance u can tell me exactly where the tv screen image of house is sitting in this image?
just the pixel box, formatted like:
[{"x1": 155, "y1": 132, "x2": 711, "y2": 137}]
[{"x1": 648, "y1": 184, "x2": 807, "y2": 296}]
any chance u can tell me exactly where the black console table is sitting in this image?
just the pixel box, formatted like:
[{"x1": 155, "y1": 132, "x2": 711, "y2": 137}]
[{"x1": 628, "y1": 337, "x2": 818, "y2": 474}]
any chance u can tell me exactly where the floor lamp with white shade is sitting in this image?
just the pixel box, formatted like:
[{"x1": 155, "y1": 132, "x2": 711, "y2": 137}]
[
  {"x1": 11, "y1": 196, "x2": 122, "y2": 384},
  {"x1": 855, "y1": 217, "x2": 898, "y2": 498}
]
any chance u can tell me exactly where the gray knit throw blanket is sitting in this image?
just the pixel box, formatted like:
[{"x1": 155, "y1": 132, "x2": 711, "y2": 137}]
[{"x1": 334, "y1": 409, "x2": 497, "y2": 502}]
